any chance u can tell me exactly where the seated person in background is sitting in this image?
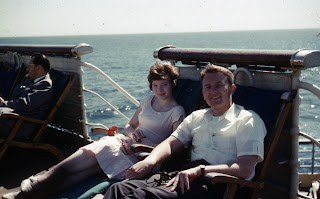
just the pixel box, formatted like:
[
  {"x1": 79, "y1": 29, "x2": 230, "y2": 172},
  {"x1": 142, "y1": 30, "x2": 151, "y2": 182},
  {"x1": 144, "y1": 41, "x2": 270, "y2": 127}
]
[
  {"x1": 3, "y1": 60, "x2": 186, "y2": 199},
  {"x1": 104, "y1": 64, "x2": 267, "y2": 199},
  {"x1": 0, "y1": 54, "x2": 52, "y2": 140}
]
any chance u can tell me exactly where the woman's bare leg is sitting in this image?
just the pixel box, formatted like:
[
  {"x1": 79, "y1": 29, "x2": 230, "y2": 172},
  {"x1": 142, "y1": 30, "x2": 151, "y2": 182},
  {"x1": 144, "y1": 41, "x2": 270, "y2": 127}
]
[
  {"x1": 17, "y1": 149, "x2": 103, "y2": 198},
  {"x1": 52, "y1": 163, "x2": 104, "y2": 192}
]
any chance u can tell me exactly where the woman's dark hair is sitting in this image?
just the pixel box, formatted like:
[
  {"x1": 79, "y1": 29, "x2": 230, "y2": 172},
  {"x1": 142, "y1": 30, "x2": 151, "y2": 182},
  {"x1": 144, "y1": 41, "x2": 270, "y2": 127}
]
[
  {"x1": 147, "y1": 60, "x2": 179, "y2": 90},
  {"x1": 33, "y1": 54, "x2": 50, "y2": 72}
]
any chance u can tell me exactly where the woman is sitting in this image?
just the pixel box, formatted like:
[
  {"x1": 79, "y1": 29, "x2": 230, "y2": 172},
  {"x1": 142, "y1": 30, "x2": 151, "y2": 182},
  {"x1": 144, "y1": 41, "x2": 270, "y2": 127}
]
[{"x1": 3, "y1": 60, "x2": 185, "y2": 199}]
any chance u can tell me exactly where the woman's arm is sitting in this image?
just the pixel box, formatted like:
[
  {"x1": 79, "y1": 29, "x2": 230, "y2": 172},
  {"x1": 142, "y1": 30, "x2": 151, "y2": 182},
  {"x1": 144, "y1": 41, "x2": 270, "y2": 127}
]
[
  {"x1": 91, "y1": 105, "x2": 143, "y2": 136},
  {"x1": 172, "y1": 115, "x2": 184, "y2": 132},
  {"x1": 124, "y1": 106, "x2": 145, "y2": 142}
]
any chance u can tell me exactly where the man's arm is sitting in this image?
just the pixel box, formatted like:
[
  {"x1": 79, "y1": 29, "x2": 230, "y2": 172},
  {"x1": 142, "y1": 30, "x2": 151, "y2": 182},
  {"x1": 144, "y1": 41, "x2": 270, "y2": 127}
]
[
  {"x1": 125, "y1": 135, "x2": 185, "y2": 180},
  {"x1": 167, "y1": 155, "x2": 258, "y2": 194},
  {"x1": 204, "y1": 155, "x2": 258, "y2": 179},
  {"x1": 6, "y1": 80, "x2": 52, "y2": 113}
]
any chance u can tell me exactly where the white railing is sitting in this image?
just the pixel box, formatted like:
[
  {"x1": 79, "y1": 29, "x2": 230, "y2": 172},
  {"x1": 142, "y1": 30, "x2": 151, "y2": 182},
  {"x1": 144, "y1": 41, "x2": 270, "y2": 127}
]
[
  {"x1": 81, "y1": 62, "x2": 139, "y2": 125},
  {"x1": 83, "y1": 88, "x2": 130, "y2": 121},
  {"x1": 299, "y1": 132, "x2": 320, "y2": 174},
  {"x1": 81, "y1": 62, "x2": 140, "y2": 106},
  {"x1": 296, "y1": 80, "x2": 320, "y2": 174}
]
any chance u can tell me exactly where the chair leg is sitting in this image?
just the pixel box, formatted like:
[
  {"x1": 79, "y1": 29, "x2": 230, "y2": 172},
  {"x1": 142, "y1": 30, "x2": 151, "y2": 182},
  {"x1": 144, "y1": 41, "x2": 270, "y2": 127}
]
[
  {"x1": 250, "y1": 188, "x2": 260, "y2": 199},
  {"x1": 0, "y1": 118, "x2": 24, "y2": 160},
  {"x1": 32, "y1": 124, "x2": 48, "y2": 142},
  {"x1": 223, "y1": 184, "x2": 238, "y2": 199}
]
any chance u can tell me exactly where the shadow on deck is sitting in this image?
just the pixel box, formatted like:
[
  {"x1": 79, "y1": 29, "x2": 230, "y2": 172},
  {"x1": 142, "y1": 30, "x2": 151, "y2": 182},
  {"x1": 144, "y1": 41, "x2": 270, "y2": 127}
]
[{"x1": 0, "y1": 128, "x2": 91, "y2": 197}]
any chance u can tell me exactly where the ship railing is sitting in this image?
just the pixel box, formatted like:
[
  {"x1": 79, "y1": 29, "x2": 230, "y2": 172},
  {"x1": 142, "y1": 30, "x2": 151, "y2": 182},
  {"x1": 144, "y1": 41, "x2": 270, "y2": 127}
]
[
  {"x1": 81, "y1": 62, "x2": 139, "y2": 128},
  {"x1": 296, "y1": 75, "x2": 320, "y2": 175},
  {"x1": 299, "y1": 132, "x2": 320, "y2": 174}
]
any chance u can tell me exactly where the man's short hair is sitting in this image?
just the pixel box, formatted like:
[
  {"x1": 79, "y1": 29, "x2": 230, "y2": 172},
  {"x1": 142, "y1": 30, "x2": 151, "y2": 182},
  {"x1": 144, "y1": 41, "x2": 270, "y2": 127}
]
[
  {"x1": 33, "y1": 54, "x2": 50, "y2": 72},
  {"x1": 200, "y1": 64, "x2": 234, "y2": 85}
]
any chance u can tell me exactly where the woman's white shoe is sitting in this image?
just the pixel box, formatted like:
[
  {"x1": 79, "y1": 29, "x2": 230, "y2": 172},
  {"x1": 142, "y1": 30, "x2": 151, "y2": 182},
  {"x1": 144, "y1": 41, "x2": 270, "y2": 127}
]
[
  {"x1": 20, "y1": 176, "x2": 38, "y2": 192},
  {"x1": 2, "y1": 191, "x2": 18, "y2": 199}
]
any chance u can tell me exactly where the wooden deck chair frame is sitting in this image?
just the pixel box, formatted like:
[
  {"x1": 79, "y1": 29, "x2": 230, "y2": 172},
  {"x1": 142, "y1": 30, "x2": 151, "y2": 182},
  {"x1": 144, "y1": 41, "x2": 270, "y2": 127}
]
[
  {"x1": 0, "y1": 74, "x2": 75, "y2": 161},
  {"x1": 203, "y1": 89, "x2": 297, "y2": 199}
]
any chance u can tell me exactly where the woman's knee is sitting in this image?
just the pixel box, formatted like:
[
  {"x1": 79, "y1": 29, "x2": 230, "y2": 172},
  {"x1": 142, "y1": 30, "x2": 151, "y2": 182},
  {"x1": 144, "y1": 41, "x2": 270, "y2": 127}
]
[
  {"x1": 49, "y1": 164, "x2": 71, "y2": 180},
  {"x1": 59, "y1": 149, "x2": 97, "y2": 170}
]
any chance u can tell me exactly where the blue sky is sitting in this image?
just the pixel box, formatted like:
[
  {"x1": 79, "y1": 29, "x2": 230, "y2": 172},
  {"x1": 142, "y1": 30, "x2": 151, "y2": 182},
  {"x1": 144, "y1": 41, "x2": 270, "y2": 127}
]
[{"x1": 1, "y1": 0, "x2": 319, "y2": 37}]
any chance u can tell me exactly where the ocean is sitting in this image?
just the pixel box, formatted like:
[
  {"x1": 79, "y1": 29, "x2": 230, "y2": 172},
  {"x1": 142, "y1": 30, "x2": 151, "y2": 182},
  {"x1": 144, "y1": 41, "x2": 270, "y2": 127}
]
[{"x1": 0, "y1": 29, "x2": 319, "y2": 143}]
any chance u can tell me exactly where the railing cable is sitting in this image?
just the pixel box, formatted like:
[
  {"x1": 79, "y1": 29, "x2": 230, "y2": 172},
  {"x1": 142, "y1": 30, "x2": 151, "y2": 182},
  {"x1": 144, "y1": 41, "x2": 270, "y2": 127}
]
[
  {"x1": 81, "y1": 62, "x2": 139, "y2": 107},
  {"x1": 83, "y1": 88, "x2": 130, "y2": 121}
]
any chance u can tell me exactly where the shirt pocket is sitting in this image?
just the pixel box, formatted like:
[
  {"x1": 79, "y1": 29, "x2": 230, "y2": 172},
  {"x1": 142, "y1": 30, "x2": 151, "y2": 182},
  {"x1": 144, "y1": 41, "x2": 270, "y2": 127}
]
[
  {"x1": 211, "y1": 134, "x2": 232, "y2": 153},
  {"x1": 192, "y1": 127, "x2": 210, "y2": 151}
]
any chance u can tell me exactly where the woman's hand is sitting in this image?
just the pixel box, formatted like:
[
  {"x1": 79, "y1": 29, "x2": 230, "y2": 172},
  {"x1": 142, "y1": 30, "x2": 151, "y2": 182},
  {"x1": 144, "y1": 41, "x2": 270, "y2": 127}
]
[
  {"x1": 166, "y1": 167, "x2": 201, "y2": 194},
  {"x1": 130, "y1": 129, "x2": 146, "y2": 142},
  {"x1": 122, "y1": 137, "x2": 135, "y2": 155}
]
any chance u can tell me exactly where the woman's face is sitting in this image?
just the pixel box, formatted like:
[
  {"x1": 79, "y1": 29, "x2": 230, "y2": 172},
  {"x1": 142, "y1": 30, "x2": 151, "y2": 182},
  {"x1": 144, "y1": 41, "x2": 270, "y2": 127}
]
[{"x1": 151, "y1": 79, "x2": 173, "y2": 101}]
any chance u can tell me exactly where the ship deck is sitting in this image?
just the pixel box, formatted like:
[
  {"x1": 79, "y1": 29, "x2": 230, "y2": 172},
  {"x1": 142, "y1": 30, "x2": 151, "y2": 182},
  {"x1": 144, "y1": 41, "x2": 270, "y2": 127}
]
[{"x1": 0, "y1": 128, "x2": 91, "y2": 198}]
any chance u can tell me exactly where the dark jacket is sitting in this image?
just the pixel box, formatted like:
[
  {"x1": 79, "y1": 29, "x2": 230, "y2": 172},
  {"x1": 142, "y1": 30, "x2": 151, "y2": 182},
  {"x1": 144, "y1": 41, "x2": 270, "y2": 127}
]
[{"x1": 0, "y1": 73, "x2": 53, "y2": 140}]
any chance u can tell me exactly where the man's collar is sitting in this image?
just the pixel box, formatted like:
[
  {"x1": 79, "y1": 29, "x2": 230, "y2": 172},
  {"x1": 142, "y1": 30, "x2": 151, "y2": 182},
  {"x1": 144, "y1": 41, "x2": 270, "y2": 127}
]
[
  {"x1": 205, "y1": 103, "x2": 236, "y2": 122},
  {"x1": 223, "y1": 103, "x2": 237, "y2": 121},
  {"x1": 33, "y1": 74, "x2": 47, "y2": 83}
]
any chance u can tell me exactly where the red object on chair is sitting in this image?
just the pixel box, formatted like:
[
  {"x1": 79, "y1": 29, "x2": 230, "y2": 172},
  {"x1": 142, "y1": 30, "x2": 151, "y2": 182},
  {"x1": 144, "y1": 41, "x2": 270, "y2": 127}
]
[{"x1": 107, "y1": 126, "x2": 118, "y2": 136}]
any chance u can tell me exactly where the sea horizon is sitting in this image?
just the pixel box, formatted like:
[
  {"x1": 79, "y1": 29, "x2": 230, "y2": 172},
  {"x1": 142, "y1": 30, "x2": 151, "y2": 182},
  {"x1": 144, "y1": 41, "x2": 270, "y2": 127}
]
[{"x1": 0, "y1": 27, "x2": 319, "y2": 39}]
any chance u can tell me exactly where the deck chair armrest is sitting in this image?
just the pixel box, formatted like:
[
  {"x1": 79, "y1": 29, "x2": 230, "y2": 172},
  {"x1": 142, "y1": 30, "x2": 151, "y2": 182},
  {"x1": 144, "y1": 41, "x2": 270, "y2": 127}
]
[
  {"x1": 131, "y1": 143, "x2": 155, "y2": 153},
  {"x1": 136, "y1": 152, "x2": 151, "y2": 161},
  {"x1": 204, "y1": 172, "x2": 263, "y2": 189},
  {"x1": 1, "y1": 112, "x2": 47, "y2": 124}
]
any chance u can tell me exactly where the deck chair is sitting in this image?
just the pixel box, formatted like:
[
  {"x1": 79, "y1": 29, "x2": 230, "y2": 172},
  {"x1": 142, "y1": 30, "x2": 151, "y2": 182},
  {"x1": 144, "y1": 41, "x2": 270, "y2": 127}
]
[
  {"x1": 202, "y1": 85, "x2": 297, "y2": 199},
  {"x1": 0, "y1": 69, "x2": 75, "y2": 161}
]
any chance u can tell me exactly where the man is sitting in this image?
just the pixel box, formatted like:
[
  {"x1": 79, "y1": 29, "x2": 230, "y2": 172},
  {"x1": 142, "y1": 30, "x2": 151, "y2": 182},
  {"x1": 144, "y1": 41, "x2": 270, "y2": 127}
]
[
  {"x1": 0, "y1": 54, "x2": 53, "y2": 140},
  {"x1": 104, "y1": 64, "x2": 267, "y2": 199}
]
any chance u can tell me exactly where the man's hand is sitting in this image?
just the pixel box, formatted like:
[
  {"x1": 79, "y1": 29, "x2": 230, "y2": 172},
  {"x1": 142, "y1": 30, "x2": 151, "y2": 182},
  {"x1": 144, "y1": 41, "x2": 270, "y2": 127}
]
[
  {"x1": 125, "y1": 136, "x2": 184, "y2": 180},
  {"x1": 0, "y1": 97, "x2": 4, "y2": 103},
  {"x1": 166, "y1": 166, "x2": 201, "y2": 194},
  {"x1": 125, "y1": 159, "x2": 154, "y2": 180}
]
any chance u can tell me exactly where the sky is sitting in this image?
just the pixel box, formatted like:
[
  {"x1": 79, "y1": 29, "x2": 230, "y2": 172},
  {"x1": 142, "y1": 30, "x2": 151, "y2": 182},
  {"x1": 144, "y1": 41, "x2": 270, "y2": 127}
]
[{"x1": 0, "y1": 0, "x2": 320, "y2": 37}]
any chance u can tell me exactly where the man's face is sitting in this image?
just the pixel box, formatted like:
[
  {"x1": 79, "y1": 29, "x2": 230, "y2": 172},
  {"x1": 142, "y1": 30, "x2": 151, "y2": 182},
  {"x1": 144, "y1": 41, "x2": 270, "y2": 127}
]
[
  {"x1": 26, "y1": 57, "x2": 39, "y2": 79},
  {"x1": 202, "y1": 72, "x2": 236, "y2": 116}
]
